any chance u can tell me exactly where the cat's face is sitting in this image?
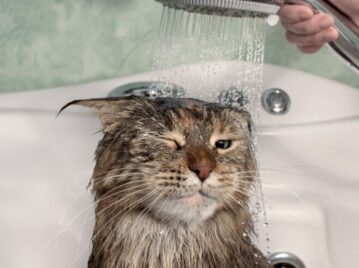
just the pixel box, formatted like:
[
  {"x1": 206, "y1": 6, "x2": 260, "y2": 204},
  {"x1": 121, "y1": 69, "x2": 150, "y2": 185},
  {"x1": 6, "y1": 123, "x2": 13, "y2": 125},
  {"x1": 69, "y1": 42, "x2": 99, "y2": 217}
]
[{"x1": 69, "y1": 96, "x2": 255, "y2": 224}]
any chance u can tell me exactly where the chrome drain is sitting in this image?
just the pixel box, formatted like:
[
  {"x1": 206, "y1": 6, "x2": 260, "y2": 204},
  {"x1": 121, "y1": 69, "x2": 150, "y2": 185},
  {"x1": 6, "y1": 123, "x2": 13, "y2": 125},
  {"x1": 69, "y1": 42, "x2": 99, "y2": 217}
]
[
  {"x1": 108, "y1": 81, "x2": 185, "y2": 99},
  {"x1": 269, "y1": 252, "x2": 305, "y2": 268},
  {"x1": 261, "y1": 88, "x2": 291, "y2": 115}
]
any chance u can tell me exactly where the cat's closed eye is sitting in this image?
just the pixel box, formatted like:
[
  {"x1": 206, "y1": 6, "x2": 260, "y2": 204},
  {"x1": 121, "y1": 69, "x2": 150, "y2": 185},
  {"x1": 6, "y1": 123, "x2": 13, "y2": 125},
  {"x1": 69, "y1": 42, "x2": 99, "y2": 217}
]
[
  {"x1": 164, "y1": 139, "x2": 184, "y2": 150},
  {"x1": 163, "y1": 131, "x2": 186, "y2": 150}
]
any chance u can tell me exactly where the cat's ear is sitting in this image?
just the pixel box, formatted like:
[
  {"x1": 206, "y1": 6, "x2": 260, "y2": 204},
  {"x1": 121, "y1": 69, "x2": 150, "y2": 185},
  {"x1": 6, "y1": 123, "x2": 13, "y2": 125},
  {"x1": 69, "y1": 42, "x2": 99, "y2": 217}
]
[{"x1": 58, "y1": 97, "x2": 135, "y2": 133}]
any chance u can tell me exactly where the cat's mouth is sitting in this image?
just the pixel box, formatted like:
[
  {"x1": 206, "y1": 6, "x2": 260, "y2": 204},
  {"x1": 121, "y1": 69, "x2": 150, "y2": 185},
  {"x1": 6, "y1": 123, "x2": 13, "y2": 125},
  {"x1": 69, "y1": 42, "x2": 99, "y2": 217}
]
[
  {"x1": 150, "y1": 188, "x2": 220, "y2": 223},
  {"x1": 174, "y1": 189, "x2": 217, "y2": 200},
  {"x1": 198, "y1": 190, "x2": 216, "y2": 199}
]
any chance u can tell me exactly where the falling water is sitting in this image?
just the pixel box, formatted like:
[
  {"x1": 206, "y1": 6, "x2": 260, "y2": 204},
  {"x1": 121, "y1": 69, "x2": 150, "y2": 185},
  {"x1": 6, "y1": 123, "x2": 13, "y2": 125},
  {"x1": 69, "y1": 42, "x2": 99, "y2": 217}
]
[
  {"x1": 151, "y1": 5, "x2": 271, "y2": 258},
  {"x1": 152, "y1": 6, "x2": 267, "y2": 133}
]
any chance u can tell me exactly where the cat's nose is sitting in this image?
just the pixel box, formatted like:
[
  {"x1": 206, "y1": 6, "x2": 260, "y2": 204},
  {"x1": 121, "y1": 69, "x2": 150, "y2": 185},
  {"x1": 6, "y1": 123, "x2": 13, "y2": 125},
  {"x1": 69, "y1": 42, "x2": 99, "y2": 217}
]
[
  {"x1": 189, "y1": 164, "x2": 213, "y2": 181},
  {"x1": 187, "y1": 147, "x2": 216, "y2": 181}
]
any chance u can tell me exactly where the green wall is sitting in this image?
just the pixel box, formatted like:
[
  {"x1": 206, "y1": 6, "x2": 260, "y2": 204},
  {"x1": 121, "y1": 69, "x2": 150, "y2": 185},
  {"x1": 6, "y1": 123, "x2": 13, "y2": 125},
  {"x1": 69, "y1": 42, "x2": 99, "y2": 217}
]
[{"x1": 0, "y1": 0, "x2": 358, "y2": 93}]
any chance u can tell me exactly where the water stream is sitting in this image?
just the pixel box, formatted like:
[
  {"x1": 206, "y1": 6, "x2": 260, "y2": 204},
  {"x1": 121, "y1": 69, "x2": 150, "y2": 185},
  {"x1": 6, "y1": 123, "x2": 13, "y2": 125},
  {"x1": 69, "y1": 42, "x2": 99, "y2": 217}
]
[
  {"x1": 152, "y1": 6, "x2": 267, "y2": 131},
  {"x1": 151, "y1": 6, "x2": 271, "y2": 257}
]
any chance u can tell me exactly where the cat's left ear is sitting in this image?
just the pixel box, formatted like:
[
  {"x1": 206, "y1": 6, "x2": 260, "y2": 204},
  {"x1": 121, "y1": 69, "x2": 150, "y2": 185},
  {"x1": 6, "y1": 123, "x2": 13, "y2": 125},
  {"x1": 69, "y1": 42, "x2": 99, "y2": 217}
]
[{"x1": 58, "y1": 97, "x2": 137, "y2": 133}]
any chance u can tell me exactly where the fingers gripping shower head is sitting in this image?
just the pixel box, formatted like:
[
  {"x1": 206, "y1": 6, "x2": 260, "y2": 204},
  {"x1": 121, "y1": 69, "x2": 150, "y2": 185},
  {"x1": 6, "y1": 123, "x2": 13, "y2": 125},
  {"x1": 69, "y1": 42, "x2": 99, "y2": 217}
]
[{"x1": 155, "y1": 0, "x2": 280, "y2": 16}]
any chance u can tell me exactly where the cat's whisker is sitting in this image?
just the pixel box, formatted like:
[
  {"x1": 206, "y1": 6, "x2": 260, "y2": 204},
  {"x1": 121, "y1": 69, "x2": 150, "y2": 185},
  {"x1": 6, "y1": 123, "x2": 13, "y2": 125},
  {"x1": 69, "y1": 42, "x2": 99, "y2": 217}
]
[
  {"x1": 222, "y1": 170, "x2": 257, "y2": 175},
  {"x1": 98, "y1": 190, "x2": 160, "y2": 245},
  {"x1": 74, "y1": 201, "x2": 94, "y2": 256},
  {"x1": 225, "y1": 180, "x2": 255, "y2": 190},
  {"x1": 68, "y1": 180, "x2": 153, "y2": 216},
  {"x1": 68, "y1": 188, "x2": 161, "y2": 268},
  {"x1": 96, "y1": 188, "x2": 161, "y2": 251},
  {"x1": 261, "y1": 197, "x2": 313, "y2": 227},
  {"x1": 231, "y1": 175, "x2": 260, "y2": 181},
  {"x1": 161, "y1": 193, "x2": 186, "y2": 225},
  {"x1": 227, "y1": 186, "x2": 251, "y2": 198},
  {"x1": 91, "y1": 186, "x2": 163, "y2": 221},
  {"x1": 58, "y1": 186, "x2": 92, "y2": 226},
  {"x1": 94, "y1": 188, "x2": 161, "y2": 242},
  {"x1": 58, "y1": 182, "x2": 163, "y2": 236},
  {"x1": 80, "y1": 186, "x2": 164, "y2": 226},
  {"x1": 224, "y1": 192, "x2": 247, "y2": 211},
  {"x1": 134, "y1": 188, "x2": 169, "y2": 225},
  {"x1": 91, "y1": 183, "x2": 154, "y2": 206},
  {"x1": 45, "y1": 185, "x2": 157, "y2": 247},
  {"x1": 152, "y1": 188, "x2": 177, "y2": 221}
]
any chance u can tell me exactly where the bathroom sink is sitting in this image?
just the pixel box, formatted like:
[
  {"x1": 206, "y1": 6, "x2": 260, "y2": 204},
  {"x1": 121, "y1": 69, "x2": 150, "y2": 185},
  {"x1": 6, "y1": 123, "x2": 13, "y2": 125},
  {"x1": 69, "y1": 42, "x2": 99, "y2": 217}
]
[{"x1": 1, "y1": 63, "x2": 358, "y2": 268}]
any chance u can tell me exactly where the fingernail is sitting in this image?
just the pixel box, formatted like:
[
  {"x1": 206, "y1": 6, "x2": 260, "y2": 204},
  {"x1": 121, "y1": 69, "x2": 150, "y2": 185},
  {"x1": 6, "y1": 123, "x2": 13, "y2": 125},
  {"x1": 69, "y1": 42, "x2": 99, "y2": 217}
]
[
  {"x1": 319, "y1": 19, "x2": 333, "y2": 30},
  {"x1": 323, "y1": 29, "x2": 338, "y2": 42}
]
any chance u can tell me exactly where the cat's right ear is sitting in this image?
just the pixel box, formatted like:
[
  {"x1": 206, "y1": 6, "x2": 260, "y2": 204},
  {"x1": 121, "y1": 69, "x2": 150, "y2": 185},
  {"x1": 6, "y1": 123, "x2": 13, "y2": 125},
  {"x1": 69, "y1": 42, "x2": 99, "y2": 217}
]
[{"x1": 58, "y1": 97, "x2": 135, "y2": 133}]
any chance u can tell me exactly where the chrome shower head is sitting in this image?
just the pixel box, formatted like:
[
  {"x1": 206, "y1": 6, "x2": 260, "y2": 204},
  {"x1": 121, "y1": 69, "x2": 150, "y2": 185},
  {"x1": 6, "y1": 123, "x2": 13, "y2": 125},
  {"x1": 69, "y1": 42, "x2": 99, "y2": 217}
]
[
  {"x1": 155, "y1": 0, "x2": 280, "y2": 16},
  {"x1": 155, "y1": 0, "x2": 359, "y2": 72}
]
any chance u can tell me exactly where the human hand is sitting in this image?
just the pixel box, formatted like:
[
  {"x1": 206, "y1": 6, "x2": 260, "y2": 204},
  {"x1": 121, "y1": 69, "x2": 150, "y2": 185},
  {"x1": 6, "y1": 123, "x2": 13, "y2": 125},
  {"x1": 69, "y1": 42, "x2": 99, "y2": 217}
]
[{"x1": 278, "y1": 5, "x2": 339, "y2": 53}]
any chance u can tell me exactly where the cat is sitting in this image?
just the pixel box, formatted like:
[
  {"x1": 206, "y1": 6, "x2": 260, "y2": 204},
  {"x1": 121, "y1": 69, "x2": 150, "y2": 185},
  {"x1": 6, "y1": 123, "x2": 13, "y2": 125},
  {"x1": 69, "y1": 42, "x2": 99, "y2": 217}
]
[{"x1": 62, "y1": 96, "x2": 270, "y2": 268}]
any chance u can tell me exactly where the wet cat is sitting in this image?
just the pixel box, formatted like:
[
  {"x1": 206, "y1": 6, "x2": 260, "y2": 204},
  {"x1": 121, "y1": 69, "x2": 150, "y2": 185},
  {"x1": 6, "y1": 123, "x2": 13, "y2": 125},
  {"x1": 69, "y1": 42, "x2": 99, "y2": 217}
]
[{"x1": 63, "y1": 96, "x2": 270, "y2": 268}]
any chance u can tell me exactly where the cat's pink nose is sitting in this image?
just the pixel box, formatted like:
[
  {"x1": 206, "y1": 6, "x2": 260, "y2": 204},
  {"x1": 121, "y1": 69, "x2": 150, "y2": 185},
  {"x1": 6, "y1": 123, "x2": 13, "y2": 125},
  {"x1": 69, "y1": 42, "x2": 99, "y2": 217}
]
[
  {"x1": 187, "y1": 147, "x2": 216, "y2": 182},
  {"x1": 189, "y1": 165, "x2": 213, "y2": 181}
]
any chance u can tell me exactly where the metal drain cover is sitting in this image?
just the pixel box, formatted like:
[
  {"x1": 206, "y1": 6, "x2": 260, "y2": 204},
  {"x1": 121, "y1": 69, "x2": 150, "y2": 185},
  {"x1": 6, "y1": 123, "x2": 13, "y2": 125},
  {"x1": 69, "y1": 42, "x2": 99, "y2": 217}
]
[
  {"x1": 108, "y1": 81, "x2": 185, "y2": 99},
  {"x1": 268, "y1": 252, "x2": 305, "y2": 268},
  {"x1": 261, "y1": 88, "x2": 291, "y2": 115}
]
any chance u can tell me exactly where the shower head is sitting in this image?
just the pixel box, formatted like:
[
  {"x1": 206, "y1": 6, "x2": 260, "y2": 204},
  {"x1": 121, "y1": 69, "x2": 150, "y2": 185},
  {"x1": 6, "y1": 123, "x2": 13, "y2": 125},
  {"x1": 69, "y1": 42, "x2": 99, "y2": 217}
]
[
  {"x1": 155, "y1": 0, "x2": 280, "y2": 16},
  {"x1": 155, "y1": 0, "x2": 359, "y2": 72}
]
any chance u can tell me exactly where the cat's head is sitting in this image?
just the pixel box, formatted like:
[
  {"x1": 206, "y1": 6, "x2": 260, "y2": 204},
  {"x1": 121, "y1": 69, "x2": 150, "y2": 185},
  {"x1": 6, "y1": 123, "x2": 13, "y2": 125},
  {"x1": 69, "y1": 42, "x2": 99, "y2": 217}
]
[{"x1": 65, "y1": 96, "x2": 255, "y2": 224}]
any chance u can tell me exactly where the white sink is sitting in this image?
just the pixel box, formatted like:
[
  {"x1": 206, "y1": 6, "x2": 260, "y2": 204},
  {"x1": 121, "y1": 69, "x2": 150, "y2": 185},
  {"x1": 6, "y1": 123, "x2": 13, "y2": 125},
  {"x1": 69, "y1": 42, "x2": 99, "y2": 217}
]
[{"x1": 1, "y1": 63, "x2": 358, "y2": 268}]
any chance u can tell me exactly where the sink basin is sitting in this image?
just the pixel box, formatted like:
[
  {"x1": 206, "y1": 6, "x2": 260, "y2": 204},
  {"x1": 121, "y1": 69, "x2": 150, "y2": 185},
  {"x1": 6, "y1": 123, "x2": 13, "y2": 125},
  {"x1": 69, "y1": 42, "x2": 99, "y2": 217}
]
[{"x1": 1, "y1": 63, "x2": 358, "y2": 268}]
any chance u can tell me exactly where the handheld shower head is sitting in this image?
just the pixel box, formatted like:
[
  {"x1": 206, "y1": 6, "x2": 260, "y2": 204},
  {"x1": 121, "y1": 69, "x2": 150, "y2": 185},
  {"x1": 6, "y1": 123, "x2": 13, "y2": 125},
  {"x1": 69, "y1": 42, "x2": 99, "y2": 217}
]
[
  {"x1": 155, "y1": 0, "x2": 280, "y2": 16},
  {"x1": 155, "y1": 0, "x2": 359, "y2": 72}
]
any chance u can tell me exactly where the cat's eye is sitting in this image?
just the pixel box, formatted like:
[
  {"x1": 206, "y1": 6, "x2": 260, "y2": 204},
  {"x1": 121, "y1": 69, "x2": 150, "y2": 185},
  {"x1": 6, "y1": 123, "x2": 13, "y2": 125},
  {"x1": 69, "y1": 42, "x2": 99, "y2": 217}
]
[
  {"x1": 173, "y1": 140, "x2": 183, "y2": 150},
  {"x1": 165, "y1": 139, "x2": 184, "y2": 150},
  {"x1": 215, "y1": 140, "x2": 232, "y2": 150},
  {"x1": 163, "y1": 131, "x2": 186, "y2": 150}
]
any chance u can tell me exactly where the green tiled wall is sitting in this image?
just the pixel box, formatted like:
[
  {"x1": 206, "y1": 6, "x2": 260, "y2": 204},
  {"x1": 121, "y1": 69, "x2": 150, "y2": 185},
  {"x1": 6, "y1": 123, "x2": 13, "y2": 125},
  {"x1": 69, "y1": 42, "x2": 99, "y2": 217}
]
[{"x1": 0, "y1": 0, "x2": 358, "y2": 93}]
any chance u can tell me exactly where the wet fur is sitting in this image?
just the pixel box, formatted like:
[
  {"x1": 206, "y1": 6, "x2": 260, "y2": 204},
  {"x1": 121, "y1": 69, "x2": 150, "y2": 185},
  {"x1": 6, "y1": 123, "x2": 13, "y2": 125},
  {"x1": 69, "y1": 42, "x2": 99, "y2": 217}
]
[{"x1": 65, "y1": 96, "x2": 270, "y2": 268}]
